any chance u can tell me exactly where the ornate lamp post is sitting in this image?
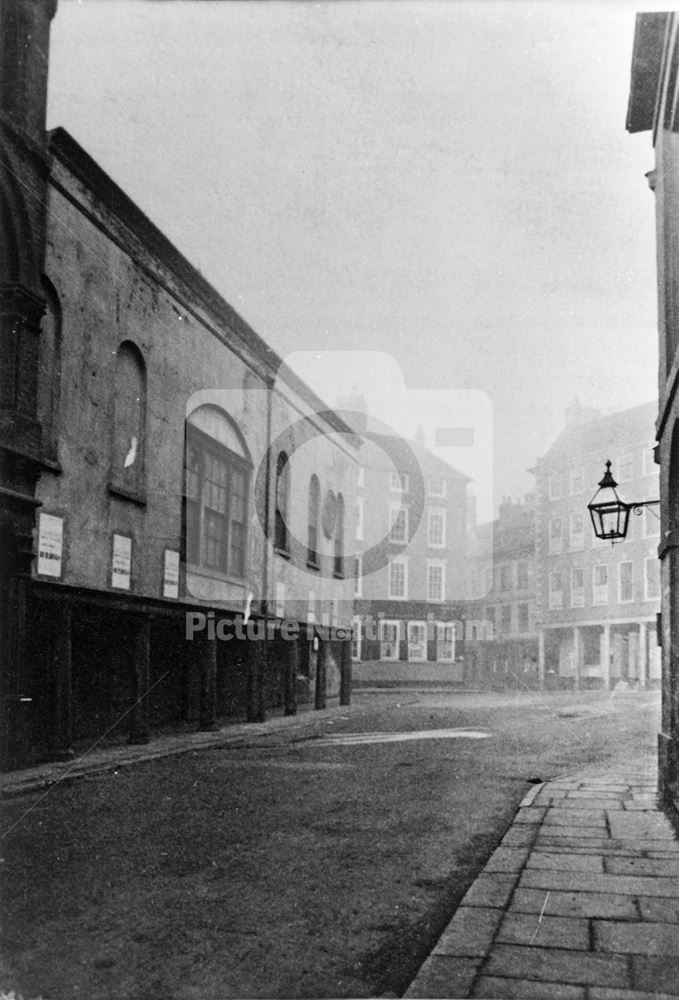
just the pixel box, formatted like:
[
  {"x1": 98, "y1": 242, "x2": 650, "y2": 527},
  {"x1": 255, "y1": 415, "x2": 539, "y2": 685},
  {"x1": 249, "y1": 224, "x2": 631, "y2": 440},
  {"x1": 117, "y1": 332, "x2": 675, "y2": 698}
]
[{"x1": 588, "y1": 460, "x2": 659, "y2": 543}]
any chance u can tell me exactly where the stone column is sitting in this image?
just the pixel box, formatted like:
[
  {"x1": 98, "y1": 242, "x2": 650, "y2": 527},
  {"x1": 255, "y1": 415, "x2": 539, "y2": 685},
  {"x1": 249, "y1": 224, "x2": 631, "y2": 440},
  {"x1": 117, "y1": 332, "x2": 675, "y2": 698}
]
[
  {"x1": 538, "y1": 629, "x2": 545, "y2": 688},
  {"x1": 573, "y1": 626, "x2": 582, "y2": 692},
  {"x1": 247, "y1": 636, "x2": 266, "y2": 723},
  {"x1": 199, "y1": 632, "x2": 218, "y2": 731},
  {"x1": 601, "y1": 624, "x2": 611, "y2": 691},
  {"x1": 340, "y1": 635, "x2": 352, "y2": 706},
  {"x1": 639, "y1": 621, "x2": 648, "y2": 690},
  {"x1": 129, "y1": 617, "x2": 150, "y2": 745},
  {"x1": 315, "y1": 638, "x2": 327, "y2": 710},
  {"x1": 659, "y1": 545, "x2": 679, "y2": 802},
  {"x1": 52, "y1": 603, "x2": 74, "y2": 759},
  {"x1": 284, "y1": 638, "x2": 298, "y2": 716}
]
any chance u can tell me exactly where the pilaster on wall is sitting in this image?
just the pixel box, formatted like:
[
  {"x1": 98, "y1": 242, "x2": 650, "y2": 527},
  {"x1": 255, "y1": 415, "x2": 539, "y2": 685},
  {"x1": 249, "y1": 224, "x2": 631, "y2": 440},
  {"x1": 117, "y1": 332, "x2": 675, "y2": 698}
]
[{"x1": 0, "y1": 0, "x2": 57, "y2": 770}]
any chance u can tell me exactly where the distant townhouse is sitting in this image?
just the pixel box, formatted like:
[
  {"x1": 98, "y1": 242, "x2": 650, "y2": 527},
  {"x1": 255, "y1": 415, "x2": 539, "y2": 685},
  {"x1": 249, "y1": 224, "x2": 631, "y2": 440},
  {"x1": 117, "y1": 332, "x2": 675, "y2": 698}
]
[
  {"x1": 533, "y1": 401, "x2": 660, "y2": 689},
  {"x1": 349, "y1": 416, "x2": 469, "y2": 679},
  {"x1": 465, "y1": 495, "x2": 539, "y2": 687}
]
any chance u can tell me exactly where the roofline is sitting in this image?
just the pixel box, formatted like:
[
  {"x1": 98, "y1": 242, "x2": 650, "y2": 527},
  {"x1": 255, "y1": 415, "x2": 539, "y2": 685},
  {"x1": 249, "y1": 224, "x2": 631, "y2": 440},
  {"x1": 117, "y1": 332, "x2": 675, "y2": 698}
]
[
  {"x1": 48, "y1": 127, "x2": 358, "y2": 442},
  {"x1": 366, "y1": 430, "x2": 472, "y2": 482}
]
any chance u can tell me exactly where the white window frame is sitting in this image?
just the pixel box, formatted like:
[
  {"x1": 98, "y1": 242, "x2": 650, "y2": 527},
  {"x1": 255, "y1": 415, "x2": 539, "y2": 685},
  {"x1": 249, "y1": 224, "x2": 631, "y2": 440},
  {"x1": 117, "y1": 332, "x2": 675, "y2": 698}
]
[
  {"x1": 407, "y1": 620, "x2": 428, "y2": 662},
  {"x1": 427, "y1": 508, "x2": 446, "y2": 548},
  {"x1": 569, "y1": 512, "x2": 585, "y2": 552},
  {"x1": 388, "y1": 503, "x2": 409, "y2": 543},
  {"x1": 356, "y1": 496, "x2": 364, "y2": 541},
  {"x1": 616, "y1": 454, "x2": 634, "y2": 483},
  {"x1": 389, "y1": 471, "x2": 409, "y2": 493},
  {"x1": 427, "y1": 477, "x2": 446, "y2": 498},
  {"x1": 435, "y1": 622, "x2": 456, "y2": 662},
  {"x1": 426, "y1": 560, "x2": 446, "y2": 602},
  {"x1": 549, "y1": 571, "x2": 563, "y2": 610},
  {"x1": 593, "y1": 564, "x2": 609, "y2": 606},
  {"x1": 549, "y1": 515, "x2": 563, "y2": 555},
  {"x1": 570, "y1": 467, "x2": 584, "y2": 495},
  {"x1": 645, "y1": 556, "x2": 660, "y2": 601},
  {"x1": 643, "y1": 447, "x2": 656, "y2": 477},
  {"x1": 517, "y1": 603, "x2": 530, "y2": 634},
  {"x1": 379, "y1": 619, "x2": 401, "y2": 661},
  {"x1": 570, "y1": 568, "x2": 585, "y2": 608},
  {"x1": 388, "y1": 557, "x2": 408, "y2": 600},
  {"x1": 275, "y1": 581, "x2": 286, "y2": 618},
  {"x1": 618, "y1": 561, "x2": 634, "y2": 603},
  {"x1": 351, "y1": 615, "x2": 362, "y2": 661},
  {"x1": 354, "y1": 554, "x2": 363, "y2": 598}
]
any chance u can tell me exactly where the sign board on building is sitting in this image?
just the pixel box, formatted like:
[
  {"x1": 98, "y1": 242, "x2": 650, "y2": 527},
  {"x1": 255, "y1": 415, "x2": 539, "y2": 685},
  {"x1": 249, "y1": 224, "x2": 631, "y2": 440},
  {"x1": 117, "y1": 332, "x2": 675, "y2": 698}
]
[
  {"x1": 163, "y1": 549, "x2": 180, "y2": 599},
  {"x1": 37, "y1": 513, "x2": 63, "y2": 578},
  {"x1": 111, "y1": 533, "x2": 132, "y2": 590}
]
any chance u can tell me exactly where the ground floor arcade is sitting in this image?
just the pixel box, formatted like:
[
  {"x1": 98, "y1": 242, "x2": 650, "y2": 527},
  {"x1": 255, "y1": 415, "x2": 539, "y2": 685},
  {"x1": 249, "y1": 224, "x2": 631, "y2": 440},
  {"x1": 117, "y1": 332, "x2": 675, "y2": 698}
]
[{"x1": 539, "y1": 617, "x2": 661, "y2": 689}]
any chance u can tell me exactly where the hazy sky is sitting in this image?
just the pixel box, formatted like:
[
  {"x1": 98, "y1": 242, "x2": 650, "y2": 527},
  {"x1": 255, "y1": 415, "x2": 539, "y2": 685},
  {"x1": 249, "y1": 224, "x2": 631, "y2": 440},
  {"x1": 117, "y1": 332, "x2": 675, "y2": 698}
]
[{"x1": 47, "y1": 0, "x2": 660, "y2": 517}]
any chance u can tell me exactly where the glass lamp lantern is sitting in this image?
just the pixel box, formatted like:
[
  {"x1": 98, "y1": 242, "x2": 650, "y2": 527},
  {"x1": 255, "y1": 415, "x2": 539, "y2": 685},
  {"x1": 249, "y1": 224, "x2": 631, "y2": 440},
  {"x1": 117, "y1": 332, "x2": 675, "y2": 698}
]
[{"x1": 587, "y1": 461, "x2": 631, "y2": 542}]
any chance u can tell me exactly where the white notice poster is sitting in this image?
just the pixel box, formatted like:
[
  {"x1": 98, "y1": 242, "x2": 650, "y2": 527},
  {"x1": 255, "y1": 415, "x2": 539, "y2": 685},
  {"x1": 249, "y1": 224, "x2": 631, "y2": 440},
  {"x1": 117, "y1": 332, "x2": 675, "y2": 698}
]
[
  {"x1": 163, "y1": 549, "x2": 179, "y2": 599},
  {"x1": 37, "y1": 513, "x2": 63, "y2": 578},
  {"x1": 111, "y1": 534, "x2": 131, "y2": 590}
]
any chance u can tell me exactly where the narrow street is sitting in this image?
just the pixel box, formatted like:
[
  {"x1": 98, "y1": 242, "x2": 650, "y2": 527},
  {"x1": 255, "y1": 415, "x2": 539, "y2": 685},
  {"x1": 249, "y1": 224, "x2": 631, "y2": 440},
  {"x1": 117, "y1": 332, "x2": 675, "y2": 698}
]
[{"x1": 0, "y1": 688, "x2": 660, "y2": 1000}]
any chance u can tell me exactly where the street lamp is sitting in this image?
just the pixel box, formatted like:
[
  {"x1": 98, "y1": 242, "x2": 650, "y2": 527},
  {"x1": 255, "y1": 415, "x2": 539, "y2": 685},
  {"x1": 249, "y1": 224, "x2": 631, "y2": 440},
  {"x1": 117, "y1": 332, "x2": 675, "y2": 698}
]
[{"x1": 588, "y1": 460, "x2": 659, "y2": 543}]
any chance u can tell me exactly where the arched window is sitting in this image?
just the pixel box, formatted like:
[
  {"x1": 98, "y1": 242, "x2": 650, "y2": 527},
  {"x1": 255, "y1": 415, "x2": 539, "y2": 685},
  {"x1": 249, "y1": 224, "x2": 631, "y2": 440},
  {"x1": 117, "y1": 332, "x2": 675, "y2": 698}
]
[
  {"x1": 307, "y1": 475, "x2": 320, "y2": 567},
  {"x1": 112, "y1": 341, "x2": 146, "y2": 496},
  {"x1": 274, "y1": 451, "x2": 290, "y2": 553},
  {"x1": 334, "y1": 492, "x2": 345, "y2": 578},
  {"x1": 184, "y1": 405, "x2": 250, "y2": 578}
]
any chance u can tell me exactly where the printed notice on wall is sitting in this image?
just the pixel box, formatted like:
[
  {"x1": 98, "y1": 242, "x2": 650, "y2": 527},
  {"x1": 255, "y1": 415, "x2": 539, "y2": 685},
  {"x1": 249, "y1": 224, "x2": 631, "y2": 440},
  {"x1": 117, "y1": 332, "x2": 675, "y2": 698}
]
[
  {"x1": 163, "y1": 549, "x2": 179, "y2": 599},
  {"x1": 111, "y1": 534, "x2": 131, "y2": 590},
  {"x1": 37, "y1": 513, "x2": 63, "y2": 578}
]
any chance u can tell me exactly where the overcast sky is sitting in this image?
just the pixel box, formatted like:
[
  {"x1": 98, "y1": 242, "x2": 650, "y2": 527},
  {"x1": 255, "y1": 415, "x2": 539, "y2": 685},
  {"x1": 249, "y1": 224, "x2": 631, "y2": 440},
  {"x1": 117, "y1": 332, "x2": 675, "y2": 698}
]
[{"x1": 47, "y1": 0, "x2": 661, "y2": 518}]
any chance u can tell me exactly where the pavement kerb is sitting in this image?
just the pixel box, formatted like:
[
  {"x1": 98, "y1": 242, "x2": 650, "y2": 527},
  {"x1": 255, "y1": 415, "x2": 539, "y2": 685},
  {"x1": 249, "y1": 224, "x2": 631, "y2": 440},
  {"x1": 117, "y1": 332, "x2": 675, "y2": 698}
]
[
  {"x1": 0, "y1": 697, "x2": 408, "y2": 799},
  {"x1": 404, "y1": 756, "x2": 679, "y2": 1000}
]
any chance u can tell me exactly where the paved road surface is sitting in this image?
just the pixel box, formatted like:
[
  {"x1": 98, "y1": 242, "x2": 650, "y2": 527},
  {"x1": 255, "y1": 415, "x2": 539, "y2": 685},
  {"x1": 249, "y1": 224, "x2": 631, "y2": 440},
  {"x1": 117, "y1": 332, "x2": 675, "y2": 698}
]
[{"x1": 0, "y1": 688, "x2": 660, "y2": 999}]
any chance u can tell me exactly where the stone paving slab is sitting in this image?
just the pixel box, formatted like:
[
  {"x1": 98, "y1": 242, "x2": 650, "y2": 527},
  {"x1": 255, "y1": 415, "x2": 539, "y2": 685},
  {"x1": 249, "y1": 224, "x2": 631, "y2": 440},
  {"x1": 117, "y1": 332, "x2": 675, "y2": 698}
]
[
  {"x1": 519, "y1": 868, "x2": 679, "y2": 897},
  {"x1": 605, "y1": 855, "x2": 679, "y2": 877},
  {"x1": 511, "y1": 887, "x2": 638, "y2": 919},
  {"x1": 526, "y1": 851, "x2": 604, "y2": 873},
  {"x1": 433, "y1": 908, "x2": 503, "y2": 958},
  {"x1": 482, "y1": 943, "x2": 630, "y2": 988},
  {"x1": 472, "y1": 976, "x2": 585, "y2": 998},
  {"x1": 405, "y1": 758, "x2": 679, "y2": 999},
  {"x1": 593, "y1": 919, "x2": 679, "y2": 956},
  {"x1": 495, "y1": 912, "x2": 589, "y2": 950}
]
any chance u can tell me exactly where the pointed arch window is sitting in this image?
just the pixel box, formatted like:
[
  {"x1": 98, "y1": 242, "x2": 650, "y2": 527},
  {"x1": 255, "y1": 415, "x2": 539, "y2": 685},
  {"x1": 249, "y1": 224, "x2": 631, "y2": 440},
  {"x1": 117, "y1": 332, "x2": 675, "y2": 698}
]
[
  {"x1": 308, "y1": 474, "x2": 320, "y2": 567},
  {"x1": 334, "y1": 492, "x2": 345, "y2": 578},
  {"x1": 275, "y1": 451, "x2": 290, "y2": 554},
  {"x1": 111, "y1": 341, "x2": 146, "y2": 499}
]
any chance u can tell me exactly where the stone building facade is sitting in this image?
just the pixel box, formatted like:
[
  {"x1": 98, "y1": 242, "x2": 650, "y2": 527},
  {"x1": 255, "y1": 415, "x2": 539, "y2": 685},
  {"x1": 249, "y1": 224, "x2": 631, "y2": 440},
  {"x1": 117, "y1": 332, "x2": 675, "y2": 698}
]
[
  {"x1": 628, "y1": 11, "x2": 679, "y2": 803},
  {"x1": 533, "y1": 401, "x2": 660, "y2": 691},
  {"x1": 0, "y1": 3, "x2": 357, "y2": 768},
  {"x1": 351, "y1": 421, "x2": 469, "y2": 681},
  {"x1": 465, "y1": 495, "x2": 539, "y2": 688}
]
